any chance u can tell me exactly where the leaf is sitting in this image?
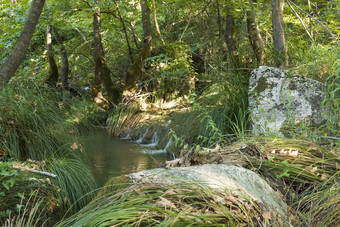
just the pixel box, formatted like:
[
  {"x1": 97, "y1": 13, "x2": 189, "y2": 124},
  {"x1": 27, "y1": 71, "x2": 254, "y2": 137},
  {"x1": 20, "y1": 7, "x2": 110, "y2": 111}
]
[
  {"x1": 17, "y1": 193, "x2": 24, "y2": 199},
  {"x1": 164, "y1": 189, "x2": 176, "y2": 195},
  {"x1": 278, "y1": 170, "x2": 290, "y2": 178},
  {"x1": 281, "y1": 159, "x2": 289, "y2": 164},
  {"x1": 2, "y1": 179, "x2": 14, "y2": 190},
  {"x1": 321, "y1": 174, "x2": 328, "y2": 181},
  {"x1": 213, "y1": 195, "x2": 226, "y2": 205},
  {"x1": 305, "y1": 166, "x2": 317, "y2": 174},
  {"x1": 2, "y1": 182, "x2": 10, "y2": 190},
  {"x1": 276, "y1": 190, "x2": 283, "y2": 199},
  {"x1": 71, "y1": 142, "x2": 78, "y2": 150},
  {"x1": 262, "y1": 211, "x2": 272, "y2": 220},
  {"x1": 288, "y1": 150, "x2": 298, "y2": 157},
  {"x1": 156, "y1": 196, "x2": 176, "y2": 209}
]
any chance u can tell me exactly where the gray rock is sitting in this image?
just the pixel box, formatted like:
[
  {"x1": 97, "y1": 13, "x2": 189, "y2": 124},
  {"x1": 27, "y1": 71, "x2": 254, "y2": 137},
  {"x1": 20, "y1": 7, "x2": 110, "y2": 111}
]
[
  {"x1": 128, "y1": 164, "x2": 287, "y2": 221},
  {"x1": 249, "y1": 66, "x2": 326, "y2": 136}
]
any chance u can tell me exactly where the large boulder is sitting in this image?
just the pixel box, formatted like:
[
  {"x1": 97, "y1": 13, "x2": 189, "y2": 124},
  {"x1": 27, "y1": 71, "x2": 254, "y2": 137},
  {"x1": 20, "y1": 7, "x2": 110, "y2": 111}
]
[
  {"x1": 128, "y1": 164, "x2": 287, "y2": 222},
  {"x1": 249, "y1": 66, "x2": 326, "y2": 136}
]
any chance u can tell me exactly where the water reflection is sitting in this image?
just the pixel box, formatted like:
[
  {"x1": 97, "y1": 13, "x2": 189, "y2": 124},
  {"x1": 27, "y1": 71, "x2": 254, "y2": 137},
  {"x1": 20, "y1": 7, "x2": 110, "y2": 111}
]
[{"x1": 80, "y1": 130, "x2": 167, "y2": 186}]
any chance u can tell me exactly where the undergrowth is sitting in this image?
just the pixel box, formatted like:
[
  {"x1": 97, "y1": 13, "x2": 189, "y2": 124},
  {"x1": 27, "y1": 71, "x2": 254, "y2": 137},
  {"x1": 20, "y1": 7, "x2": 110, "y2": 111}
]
[
  {"x1": 57, "y1": 183, "x2": 266, "y2": 226},
  {"x1": 0, "y1": 82, "x2": 99, "y2": 225}
]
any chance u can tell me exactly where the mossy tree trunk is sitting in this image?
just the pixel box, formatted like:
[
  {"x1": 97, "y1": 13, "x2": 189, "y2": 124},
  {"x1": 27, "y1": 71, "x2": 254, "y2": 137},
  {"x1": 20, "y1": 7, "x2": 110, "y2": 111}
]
[
  {"x1": 92, "y1": 0, "x2": 120, "y2": 104},
  {"x1": 248, "y1": 0, "x2": 264, "y2": 66},
  {"x1": 0, "y1": 0, "x2": 46, "y2": 87},
  {"x1": 224, "y1": 1, "x2": 241, "y2": 67},
  {"x1": 51, "y1": 25, "x2": 69, "y2": 91},
  {"x1": 46, "y1": 25, "x2": 59, "y2": 87},
  {"x1": 124, "y1": 0, "x2": 152, "y2": 91},
  {"x1": 272, "y1": 0, "x2": 288, "y2": 68}
]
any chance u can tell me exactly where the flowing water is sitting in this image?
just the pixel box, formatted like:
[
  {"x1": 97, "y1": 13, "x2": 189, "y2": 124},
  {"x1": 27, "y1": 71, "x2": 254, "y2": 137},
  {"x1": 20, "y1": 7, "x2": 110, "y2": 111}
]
[{"x1": 80, "y1": 130, "x2": 168, "y2": 186}]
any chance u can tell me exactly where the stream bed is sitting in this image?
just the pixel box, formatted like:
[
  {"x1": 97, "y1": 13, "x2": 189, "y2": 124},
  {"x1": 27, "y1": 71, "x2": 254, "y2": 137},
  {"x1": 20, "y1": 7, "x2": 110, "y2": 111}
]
[{"x1": 80, "y1": 130, "x2": 168, "y2": 186}]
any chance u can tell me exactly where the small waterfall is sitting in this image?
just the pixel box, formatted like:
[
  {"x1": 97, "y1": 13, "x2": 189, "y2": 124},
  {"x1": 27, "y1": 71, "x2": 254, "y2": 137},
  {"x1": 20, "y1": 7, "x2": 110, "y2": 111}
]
[
  {"x1": 163, "y1": 139, "x2": 174, "y2": 152},
  {"x1": 140, "y1": 138, "x2": 173, "y2": 155},
  {"x1": 143, "y1": 132, "x2": 159, "y2": 147},
  {"x1": 136, "y1": 128, "x2": 149, "y2": 143}
]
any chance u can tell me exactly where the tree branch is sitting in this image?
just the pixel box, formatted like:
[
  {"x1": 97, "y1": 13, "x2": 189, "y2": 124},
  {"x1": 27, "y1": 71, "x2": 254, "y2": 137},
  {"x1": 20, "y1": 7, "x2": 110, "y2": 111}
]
[
  {"x1": 287, "y1": 0, "x2": 339, "y2": 46},
  {"x1": 13, "y1": 166, "x2": 57, "y2": 178}
]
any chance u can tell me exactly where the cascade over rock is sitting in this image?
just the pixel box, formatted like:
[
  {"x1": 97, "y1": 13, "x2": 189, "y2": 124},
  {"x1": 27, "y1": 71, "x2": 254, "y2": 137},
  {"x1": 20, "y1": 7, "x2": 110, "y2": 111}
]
[
  {"x1": 128, "y1": 164, "x2": 288, "y2": 222},
  {"x1": 249, "y1": 66, "x2": 326, "y2": 136}
]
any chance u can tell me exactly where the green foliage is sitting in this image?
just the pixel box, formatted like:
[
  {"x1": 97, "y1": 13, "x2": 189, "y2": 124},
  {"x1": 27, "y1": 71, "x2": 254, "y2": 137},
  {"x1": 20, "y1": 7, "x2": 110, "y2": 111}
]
[
  {"x1": 299, "y1": 182, "x2": 340, "y2": 226},
  {"x1": 42, "y1": 158, "x2": 97, "y2": 216},
  {"x1": 0, "y1": 84, "x2": 68, "y2": 160},
  {"x1": 0, "y1": 0, "x2": 30, "y2": 63},
  {"x1": 144, "y1": 41, "x2": 195, "y2": 101},
  {"x1": 196, "y1": 70, "x2": 250, "y2": 146},
  {"x1": 0, "y1": 161, "x2": 58, "y2": 226},
  {"x1": 3, "y1": 190, "x2": 49, "y2": 227},
  {"x1": 0, "y1": 82, "x2": 106, "y2": 160},
  {"x1": 320, "y1": 58, "x2": 340, "y2": 138},
  {"x1": 248, "y1": 137, "x2": 339, "y2": 225},
  {"x1": 0, "y1": 0, "x2": 339, "y2": 225},
  {"x1": 0, "y1": 162, "x2": 20, "y2": 218},
  {"x1": 107, "y1": 102, "x2": 140, "y2": 136},
  {"x1": 168, "y1": 128, "x2": 186, "y2": 147},
  {"x1": 0, "y1": 82, "x2": 99, "y2": 224}
]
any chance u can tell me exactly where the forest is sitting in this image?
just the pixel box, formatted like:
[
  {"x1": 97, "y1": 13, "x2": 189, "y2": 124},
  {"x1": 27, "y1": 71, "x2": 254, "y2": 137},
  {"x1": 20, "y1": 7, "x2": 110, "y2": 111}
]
[{"x1": 0, "y1": 0, "x2": 339, "y2": 226}]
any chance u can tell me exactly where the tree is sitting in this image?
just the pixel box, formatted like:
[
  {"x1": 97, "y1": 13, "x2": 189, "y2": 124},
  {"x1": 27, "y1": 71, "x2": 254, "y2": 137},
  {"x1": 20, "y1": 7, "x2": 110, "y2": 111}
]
[
  {"x1": 52, "y1": 25, "x2": 69, "y2": 91},
  {"x1": 272, "y1": 0, "x2": 288, "y2": 68},
  {"x1": 112, "y1": 0, "x2": 134, "y2": 63},
  {"x1": 224, "y1": 1, "x2": 240, "y2": 67},
  {"x1": 46, "y1": 25, "x2": 59, "y2": 87},
  {"x1": 124, "y1": 0, "x2": 152, "y2": 90},
  {"x1": 91, "y1": 0, "x2": 120, "y2": 104},
  {"x1": 152, "y1": 0, "x2": 165, "y2": 45},
  {"x1": 0, "y1": 0, "x2": 46, "y2": 86},
  {"x1": 248, "y1": 0, "x2": 264, "y2": 66}
]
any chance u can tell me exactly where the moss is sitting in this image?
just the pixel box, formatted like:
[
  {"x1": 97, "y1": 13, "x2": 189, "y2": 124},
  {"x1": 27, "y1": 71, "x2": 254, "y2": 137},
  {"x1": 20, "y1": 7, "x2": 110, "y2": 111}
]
[
  {"x1": 125, "y1": 43, "x2": 151, "y2": 90},
  {"x1": 255, "y1": 77, "x2": 270, "y2": 93}
]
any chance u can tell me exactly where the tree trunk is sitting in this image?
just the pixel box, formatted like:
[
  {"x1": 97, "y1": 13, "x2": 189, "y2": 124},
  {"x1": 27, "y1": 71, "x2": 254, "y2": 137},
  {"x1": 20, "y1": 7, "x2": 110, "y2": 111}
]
[
  {"x1": 92, "y1": 0, "x2": 120, "y2": 104},
  {"x1": 51, "y1": 25, "x2": 69, "y2": 91},
  {"x1": 113, "y1": 0, "x2": 134, "y2": 63},
  {"x1": 216, "y1": 0, "x2": 222, "y2": 40},
  {"x1": 246, "y1": 12, "x2": 260, "y2": 66},
  {"x1": 272, "y1": 0, "x2": 288, "y2": 68},
  {"x1": 0, "y1": 0, "x2": 46, "y2": 86},
  {"x1": 129, "y1": 21, "x2": 139, "y2": 49},
  {"x1": 248, "y1": 0, "x2": 264, "y2": 66},
  {"x1": 153, "y1": 0, "x2": 165, "y2": 45},
  {"x1": 141, "y1": 0, "x2": 152, "y2": 46},
  {"x1": 224, "y1": 2, "x2": 241, "y2": 67},
  {"x1": 46, "y1": 25, "x2": 59, "y2": 87},
  {"x1": 124, "y1": 0, "x2": 152, "y2": 90}
]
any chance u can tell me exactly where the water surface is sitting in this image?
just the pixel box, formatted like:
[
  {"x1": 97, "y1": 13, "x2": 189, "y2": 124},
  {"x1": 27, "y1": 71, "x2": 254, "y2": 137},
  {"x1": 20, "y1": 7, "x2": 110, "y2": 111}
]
[{"x1": 81, "y1": 130, "x2": 167, "y2": 186}]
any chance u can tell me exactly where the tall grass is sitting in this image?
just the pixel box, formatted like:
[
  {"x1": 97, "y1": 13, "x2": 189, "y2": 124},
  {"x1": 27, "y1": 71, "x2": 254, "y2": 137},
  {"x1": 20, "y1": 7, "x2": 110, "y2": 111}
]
[
  {"x1": 196, "y1": 70, "x2": 250, "y2": 146},
  {"x1": 4, "y1": 190, "x2": 49, "y2": 227},
  {"x1": 42, "y1": 158, "x2": 97, "y2": 216},
  {"x1": 58, "y1": 183, "x2": 265, "y2": 226},
  {"x1": 249, "y1": 137, "x2": 340, "y2": 226},
  {"x1": 0, "y1": 84, "x2": 74, "y2": 160},
  {"x1": 0, "y1": 82, "x2": 99, "y2": 224}
]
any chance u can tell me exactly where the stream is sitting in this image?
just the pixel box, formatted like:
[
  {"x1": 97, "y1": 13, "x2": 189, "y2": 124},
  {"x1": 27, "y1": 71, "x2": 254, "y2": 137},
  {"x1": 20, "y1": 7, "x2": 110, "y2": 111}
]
[{"x1": 80, "y1": 130, "x2": 168, "y2": 186}]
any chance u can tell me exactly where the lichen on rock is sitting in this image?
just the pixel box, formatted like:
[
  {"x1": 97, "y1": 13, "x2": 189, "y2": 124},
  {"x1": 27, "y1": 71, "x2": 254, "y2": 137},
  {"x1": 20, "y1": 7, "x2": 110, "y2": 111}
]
[{"x1": 249, "y1": 66, "x2": 327, "y2": 136}]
